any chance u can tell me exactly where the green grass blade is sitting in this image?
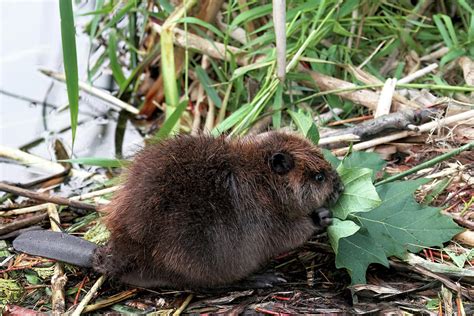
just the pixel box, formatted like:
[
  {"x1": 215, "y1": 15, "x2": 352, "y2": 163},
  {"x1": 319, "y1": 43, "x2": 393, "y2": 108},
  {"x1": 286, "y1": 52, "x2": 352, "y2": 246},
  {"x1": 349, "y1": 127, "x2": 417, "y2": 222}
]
[
  {"x1": 61, "y1": 157, "x2": 128, "y2": 168},
  {"x1": 195, "y1": 66, "x2": 222, "y2": 108},
  {"x1": 176, "y1": 17, "x2": 225, "y2": 38},
  {"x1": 108, "y1": 29, "x2": 126, "y2": 88},
  {"x1": 272, "y1": 83, "x2": 283, "y2": 129},
  {"x1": 153, "y1": 100, "x2": 188, "y2": 142},
  {"x1": 59, "y1": 0, "x2": 79, "y2": 146},
  {"x1": 287, "y1": 109, "x2": 320, "y2": 144},
  {"x1": 433, "y1": 14, "x2": 453, "y2": 47}
]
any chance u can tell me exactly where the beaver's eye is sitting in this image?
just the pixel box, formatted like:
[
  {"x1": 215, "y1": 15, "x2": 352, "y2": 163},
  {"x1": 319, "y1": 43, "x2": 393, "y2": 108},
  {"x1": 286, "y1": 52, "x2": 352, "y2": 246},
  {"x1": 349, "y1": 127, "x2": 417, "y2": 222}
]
[{"x1": 314, "y1": 172, "x2": 325, "y2": 182}]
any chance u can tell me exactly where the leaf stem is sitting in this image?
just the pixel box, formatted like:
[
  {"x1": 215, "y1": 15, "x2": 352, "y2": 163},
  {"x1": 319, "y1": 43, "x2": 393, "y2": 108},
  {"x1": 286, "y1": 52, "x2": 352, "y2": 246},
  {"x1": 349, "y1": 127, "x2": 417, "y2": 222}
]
[{"x1": 375, "y1": 142, "x2": 474, "y2": 186}]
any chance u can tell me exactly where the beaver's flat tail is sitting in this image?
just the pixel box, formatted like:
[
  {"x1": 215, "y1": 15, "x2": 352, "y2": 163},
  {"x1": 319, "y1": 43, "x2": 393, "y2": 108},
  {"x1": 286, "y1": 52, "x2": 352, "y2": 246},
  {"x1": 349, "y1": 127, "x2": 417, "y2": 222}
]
[{"x1": 13, "y1": 230, "x2": 96, "y2": 268}]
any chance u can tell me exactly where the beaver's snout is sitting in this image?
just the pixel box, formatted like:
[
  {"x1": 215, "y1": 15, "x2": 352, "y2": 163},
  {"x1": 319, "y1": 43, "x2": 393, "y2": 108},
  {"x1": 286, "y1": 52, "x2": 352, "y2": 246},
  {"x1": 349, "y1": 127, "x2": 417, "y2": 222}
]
[{"x1": 311, "y1": 207, "x2": 332, "y2": 228}]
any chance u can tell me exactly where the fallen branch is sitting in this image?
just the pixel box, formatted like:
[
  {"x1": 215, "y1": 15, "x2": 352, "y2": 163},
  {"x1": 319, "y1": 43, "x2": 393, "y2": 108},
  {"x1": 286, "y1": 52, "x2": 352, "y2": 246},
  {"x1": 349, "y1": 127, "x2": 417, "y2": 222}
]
[
  {"x1": 332, "y1": 110, "x2": 474, "y2": 155},
  {"x1": 0, "y1": 213, "x2": 48, "y2": 236},
  {"x1": 0, "y1": 183, "x2": 97, "y2": 211},
  {"x1": 323, "y1": 108, "x2": 440, "y2": 140},
  {"x1": 0, "y1": 186, "x2": 118, "y2": 217}
]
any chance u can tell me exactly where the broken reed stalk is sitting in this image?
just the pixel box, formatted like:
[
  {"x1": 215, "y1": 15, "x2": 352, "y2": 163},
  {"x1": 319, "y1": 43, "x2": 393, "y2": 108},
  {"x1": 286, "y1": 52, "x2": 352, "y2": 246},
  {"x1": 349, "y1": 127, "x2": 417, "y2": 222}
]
[
  {"x1": 173, "y1": 293, "x2": 194, "y2": 316},
  {"x1": 82, "y1": 289, "x2": 139, "y2": 313},
  {"x1": 48, "y1": 204, "x2": 67, "y2": 316},
  {"x1": 161, "y1": 0, "x2": 198, "y2": 120},
  {"x1": 0, "y1": 182, "x2": 97, "y2": 211},
  {"x1": 376, "y1": 142, "x2": 474, "y2": 186},
  {"x1": 71, "y1": 275, "x2": 106, "y2": 316},
  {"x1": 273, "y1": 0, "x2": 286, "y2": 81},
  {"x1": 38, "y1": 68, "x2": 139, "y2": 115}
]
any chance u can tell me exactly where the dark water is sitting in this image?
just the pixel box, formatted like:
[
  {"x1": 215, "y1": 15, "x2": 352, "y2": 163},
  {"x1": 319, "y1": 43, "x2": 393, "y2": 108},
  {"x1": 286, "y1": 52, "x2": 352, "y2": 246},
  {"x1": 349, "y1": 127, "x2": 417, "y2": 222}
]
[{"x1": 0, "y1": 1, "x2": 143, "y2": 183}]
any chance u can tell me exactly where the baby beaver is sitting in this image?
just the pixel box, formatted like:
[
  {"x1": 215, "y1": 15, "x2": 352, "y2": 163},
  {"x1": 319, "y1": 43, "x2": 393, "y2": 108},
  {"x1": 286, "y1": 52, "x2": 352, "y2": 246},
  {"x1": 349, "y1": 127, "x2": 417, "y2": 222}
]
[{"x1": 14, "y1": 132, "x2": 343, "y2": 289}]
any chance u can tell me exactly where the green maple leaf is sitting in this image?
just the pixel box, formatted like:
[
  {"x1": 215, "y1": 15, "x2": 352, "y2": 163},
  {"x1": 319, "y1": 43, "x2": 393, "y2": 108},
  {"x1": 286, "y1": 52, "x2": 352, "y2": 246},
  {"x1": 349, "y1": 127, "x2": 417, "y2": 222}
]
[
  {"x1": 335, "y1": 228, "x2": 389, "y2": 284},
  {"x1": 331, "y1": 165, "x2": 381, "y2": 219},
  {"x1": 353, "y1": 179, "x2": 464, "y2": 258},
  {"x1": 326, "y1": 151, "x2": 462, "y2": 285},
  {"x1": 328, "y1": 218, "x2": 360, "y2": 253},
  {"x1": 322, "y1": 150, "x2": 386, "y2": 180}
]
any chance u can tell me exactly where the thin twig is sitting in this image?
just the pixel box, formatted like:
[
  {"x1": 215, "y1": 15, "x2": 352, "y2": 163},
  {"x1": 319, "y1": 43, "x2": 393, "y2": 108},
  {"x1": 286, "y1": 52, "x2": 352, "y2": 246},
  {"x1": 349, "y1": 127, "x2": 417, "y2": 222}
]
[
  {"x1": 318, "y1": 134, "x2": 360, "y2": 145},
  {"x1": 375, "y1": 142, "x2": 474, "y2": 186},
  {"x1": 398, "y1": 63, "x2": 438, "y2": 84},
  {"x1": 173, "y1": 293, "x2": 194, "y2": 316},
  {"x1": 0, "y1": 182, "x2": 97, "y2": 211},
  {"x1": 0, "y1": 213, "x2": 48, "y2": 235},
  {"x1": 71, "y1": 275, "x2": 106, "y2": 316},
  {"x1": 48, "y1": 204, "x2": 67, "y2": 315}
]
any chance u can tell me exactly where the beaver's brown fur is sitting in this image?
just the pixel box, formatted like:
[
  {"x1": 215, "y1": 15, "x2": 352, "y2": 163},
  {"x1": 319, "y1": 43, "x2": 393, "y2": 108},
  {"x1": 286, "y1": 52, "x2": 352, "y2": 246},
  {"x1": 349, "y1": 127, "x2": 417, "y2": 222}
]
[{"x1": 92, "y1": 132, "x2": 343, "y2": 289}]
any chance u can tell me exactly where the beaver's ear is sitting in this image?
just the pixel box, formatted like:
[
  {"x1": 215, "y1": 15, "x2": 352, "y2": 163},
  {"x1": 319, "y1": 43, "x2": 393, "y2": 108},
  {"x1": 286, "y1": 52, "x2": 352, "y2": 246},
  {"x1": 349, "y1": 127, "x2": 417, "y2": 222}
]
[{"x1": 269, "y1": 152, "x2": 294, "y2": 175}]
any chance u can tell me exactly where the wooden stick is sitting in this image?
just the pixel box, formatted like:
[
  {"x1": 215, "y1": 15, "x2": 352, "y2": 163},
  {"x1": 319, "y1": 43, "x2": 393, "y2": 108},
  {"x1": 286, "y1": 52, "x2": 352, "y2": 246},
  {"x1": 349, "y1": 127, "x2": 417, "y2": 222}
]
[
  {"x1": 39, "y1": 68, "x2": 139, "y2": 115},
  {"x1": 332, "y1": 110, "x2": 474, "y2": 155},
  {"x1": 0, "y1": 182, "x2": 97, "y2": 211},
  {"x1": 71, "y1": 275, "x2": 106, "y2": 316},
  {"x1": 0, "y1": 213, "x2": 48, "y2": 235},
  {"x1": 49, "y1": 204, "x2": 67, "y2": 316}
]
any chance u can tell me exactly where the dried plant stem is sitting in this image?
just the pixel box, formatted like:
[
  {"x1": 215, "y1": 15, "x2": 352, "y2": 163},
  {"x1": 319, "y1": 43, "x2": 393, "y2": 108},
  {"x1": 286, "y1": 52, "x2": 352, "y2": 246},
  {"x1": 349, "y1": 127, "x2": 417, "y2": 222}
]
[
  {"x1": 375, "y1": 141, "x2": 474, "y2": 186},
  {"x1": 71, "y1": 275, "x2": 106, "y2": 316},
  {"x1": 48, "y1": 204, "x2": 67, "y2": 316},
  {"x1": 205, "y1": 99, "x2": 216, "y2": 133},
  {"x1": 161, "y1": 0, "x2": 198, "y2": 119},
  {"x1": 398, "y1": 63, "x2": 438, "y2": 84},
  {"x1": 374, "y1": 78, "x2": 397, "y2": 118},
  {"x1": 0, "y1": 145, "x2": 104, "y2": 182},
  {"x1": 273, "y1": 0, "x2": 286, "y2": 81},
  {"x1": 0, "y1": 183, "x2": 97, "y2": 211},
  {"x1": 318, "y1": 134, "x2": 360, "y2": 145},
  {"x1": 38, "y1": 68, "x2": 138, "y2": 115},
  {"x1": 173, "y1": 294, "x2": 194, "y2": 316},
  {"x1": 0, "y1": 186, "x2": 118, "y2": 217},
  {"x1": 0, "y1": 212, "x2": 47, "y2": 236},
  {"x1": 152, "y1": 24, "x2": 243, "y2": 64},
  {"x1": 333, "y1": 110, "x2": 474, "y2": 156},
  {"x1": 82, "y1": 289, "x2": 139, "y2": 313},
  {"x1": 0, "y1": 204, "x2": 49, "y2": 217}
]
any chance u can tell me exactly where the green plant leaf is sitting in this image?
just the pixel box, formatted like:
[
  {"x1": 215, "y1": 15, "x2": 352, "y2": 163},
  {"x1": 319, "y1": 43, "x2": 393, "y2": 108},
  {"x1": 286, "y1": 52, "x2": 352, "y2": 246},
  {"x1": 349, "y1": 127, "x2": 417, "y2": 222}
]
[
  {"x1": 153, "y1": 100, "x2": 188, "y2": 142},
  {"x1": 61, "y1": 157, "x2": 128, "y2": 168},
  {"x1": 335, "y1": 229, "x2": 389, "y2": 285},
  {"x1": 108, "y1": 29, "x2": 126, "y2": 87},
  {"x1": 177, "y1": 17, "x2": 225, "y2": 38},
  {"x1": 328, "y1": 218, "x2": 360, "y2": 253},
  {"x1": 342, "y1": 151, "x2": 386, "y2": 180},
  {"x1": 287, "y1": 110, "x2": 319, "y2": 144},
  {"x1": 212, "y1": 103, "x2": 252, "y2": 136},
  {"x1": 195, "y1": 66, "x2": 222, "y2": 108},
  {"x1": 59, "y1": 0, "x2": 79, "y2": 146},
  {"x1": 354, "y1": 179, "x2": 464, "y2": 258},
  {"x1": 331, "y1": 165, "x2": 381, "y2": 219},
  {"x1": 323, "y1": 150, "x2": 386, "y2": 180}
]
